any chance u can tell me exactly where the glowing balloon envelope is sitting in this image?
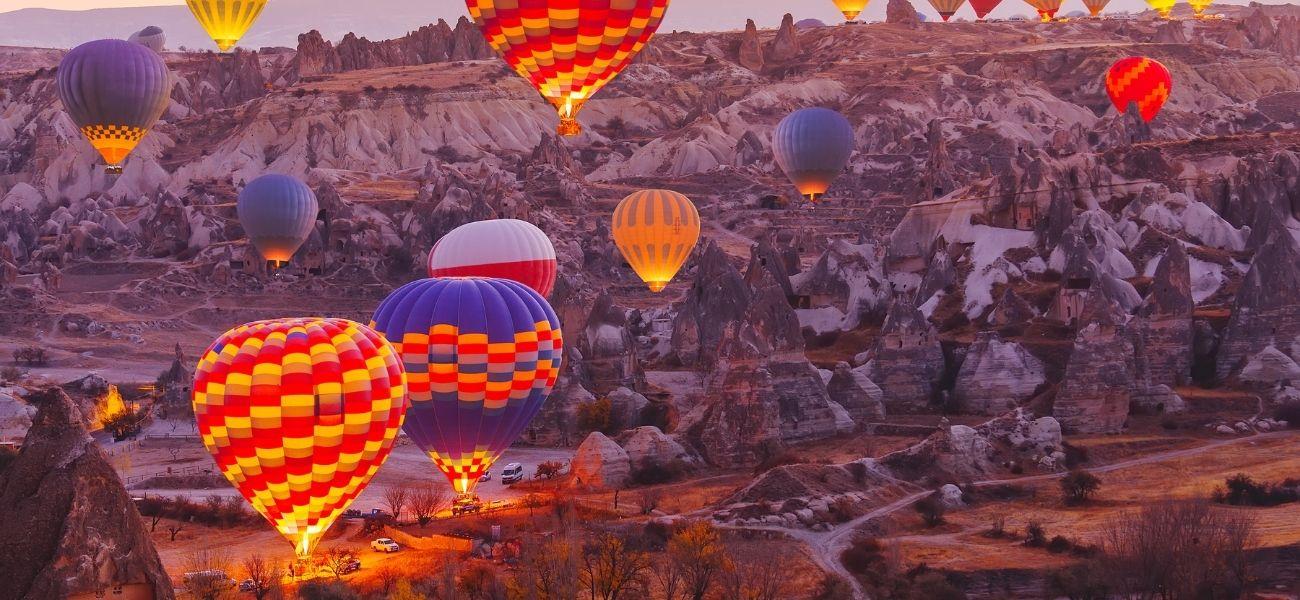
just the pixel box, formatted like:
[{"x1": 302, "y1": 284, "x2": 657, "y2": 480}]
[
  {"x1": 56, "y1": 39, "x2": 172, "y2": 173},
  {"x1": 193, "y1": 318, "x2": 407, "y2": 557},
  {"x1": 970, "y1": 0, "x2": 1002, "y2": 19},
  {"x1": 927, "y1": 0, "x2": 967, "y2": 20},
  {"x1": 1106, "y1": 56, "x2": 1172, "y2": 123},
  {"x1": 1080, "y1": 0, "x2": 1110, "y2": 16},
  {"x1": 772, "y1": 107, "x2": 855, "y2": 202},
  {"x1": 1022, "y1": 0, "x2": 1062, "y2": 20},
  {"x1": 611, "y1": 189, "x2": 700, "y2": 293},
  {"x1": 1144, "y1": 0, "x2": 1175, "y2": 17},
  {"x1": 465, "y1": 0, "x2": 669, "y2": 136},
  {"x1": 428, "y1": 219, "x2": 558, "y2": 297},
  {"x1": 369, "y1": 278, "x2": 563, "y2": 496},
  {"x1": 186, "y1": 0, "x2": 268, "y2": 51},
  {"x1": 237, "y1": 174, "x2": 319, "y2": 264},
  {"x1": 833, "y1": 0, "x2": 871, "y2": 20}
]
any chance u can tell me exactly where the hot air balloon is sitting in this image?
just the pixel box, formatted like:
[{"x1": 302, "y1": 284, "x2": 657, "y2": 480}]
[
  {"x1": 1081, "y1": 0, "x2": 1110, "y2": 16},
  {"x1": 1106, "y1": 56, "x2": 1172, "y2": 123},
  {"x1": 1022, "y1": 0, "x2": 1062, "y2": 20},
  {"x1": 970, "y1": 0, "x2": 1003, "y2": 19},
  {"x1": 369, "y1": 278, "x2": 563, "y2": 496},
  {"x1": 186, "y1": 0, "x2": 267, "y2": 51},
  {"x1": 56, "y1": 39, "x2": 171, "y2": 175},
  {"x1": 833, "y1": 0, "x2": 870, "y2": 21},
  {"x1": 237, "y1": 174, "x2": 319, "y2": 265},
  {"x1": 465, "y1": 0, "x2": 668, "y2": 136},
  {"x1": 1144, "y1": 0, "x2": 1175, "y2": 17},
  {"x1": 772, "y1": 107, "x2": 855, "y2": 202},
  {"x1": 193, "y1": 318, "x2": 406, "y2": 558},
  {"x1": 927, "y1": 0, "x2": 968, "y2": 21},
  {"x1": 129, "y1": 26, "x2": 167, "y2": 53},
  {"x1": 611, "y1": 190, "x2": 700, "y2": 293},
  {"x1": 427, "y1": 219, "x2": 558, "y2": 297},
  {"x1": 1189, "y1": 0, "x2": 1212, "y2": 17}
]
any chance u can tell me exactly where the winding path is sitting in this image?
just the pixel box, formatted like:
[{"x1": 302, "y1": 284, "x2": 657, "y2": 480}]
[{"x1": 733, "y1": 430, "x2": 1297, "y2": 599}]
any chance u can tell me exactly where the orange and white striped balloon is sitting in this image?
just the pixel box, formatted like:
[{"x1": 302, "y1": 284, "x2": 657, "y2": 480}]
[
  {"x1": 193, "y1": 318, "x2": 406, "y2": 558},
  {"x1": 611, "y1": 189, "x2": 700, "y2": 293}
]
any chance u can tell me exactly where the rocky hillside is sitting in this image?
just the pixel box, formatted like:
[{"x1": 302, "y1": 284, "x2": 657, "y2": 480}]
[{"x1": 1, "y1": 2, "x2": 1299, "y2": 498}]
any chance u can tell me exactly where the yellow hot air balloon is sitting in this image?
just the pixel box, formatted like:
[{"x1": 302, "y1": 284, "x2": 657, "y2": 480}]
[
  {"x1": 1189, "y1": 0, "x2": 1212, "y2": 17},
  {"x1": 186, "y1": 0, "x2": 267, "y2": 51},
  {"x1": 612, "y1": 190, "x2": 700, "y2": 293},
  {"x1": 1144, "y1": 0, "x2": 1175, "y2": 17},
  {"x1": 833, "y1": 0, "x2": 871, "y2": 20}
]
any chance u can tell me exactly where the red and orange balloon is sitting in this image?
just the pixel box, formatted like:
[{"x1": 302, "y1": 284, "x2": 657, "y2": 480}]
[
  {"x1": 465, "y1": 0, "x2": 670, "y2": 136},
  {"x1": 1106, "y1": 56, "x2": 1172, "y2": 123},
  {"x1": 193, "y1": 318, "x2": 407, "y2": 558}
]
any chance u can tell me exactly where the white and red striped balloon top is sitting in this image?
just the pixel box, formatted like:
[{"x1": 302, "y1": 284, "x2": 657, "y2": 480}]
[{"x1": 427, "y1": 219, "x2": 558, "y2": 297}]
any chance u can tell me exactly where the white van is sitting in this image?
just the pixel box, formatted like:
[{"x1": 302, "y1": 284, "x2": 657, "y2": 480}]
[{"x1": 500, "y1": 462, "x2": 525, "y2": 484}]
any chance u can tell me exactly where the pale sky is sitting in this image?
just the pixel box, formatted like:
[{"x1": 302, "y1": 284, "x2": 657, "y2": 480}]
[{"x1": 0, "y1": 0, "x2": 183, "y2": 8}]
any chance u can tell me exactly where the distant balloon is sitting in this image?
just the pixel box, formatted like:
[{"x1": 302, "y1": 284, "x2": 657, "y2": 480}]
[
  {"x1": 370, "y1": 278, "x2": 563, "y2": 496},
  {"x1": 128, "y1": 25, "x2": 166, "y2": 53},
  {"x1": 611, "y1": 189, "x2": 700, "y2": 293},
  {"x1": 1144, "y1": 0, "x2": 1175, "y2": 17},
  {"x1": 1066, "y1": 9, "x2": 1087, "y2": 16},
  {"x1": 832, "y1": 0, "x2": 870, "y2": 21},
  {"x1": 193, "y1": 318, "x2": 407, "y2": 558},
  {"x1": 1021, "y1": 0, "x2": 1062, "y2": 20},
  {"x1": 1081, "y1": 0, "x2": 1110, "y2": 16},
  {"x1": 237, "y1": 175, "x2": 319, "y2": 264},
  {"x1": 1189, "y1": 0, "x2": 1213, "y2": 17},
  {"x1": 795, "y1": 18, "x2": 829, "y2": 29},
  {"x1": 927, "y1": 0, "x2": 967, "y2": 20},
  {"x1": 1106, "y1": 56, "x2": 1172, "y2": 123},
  {"x1": 772, "y1": 107, "x2": 855, "y2": 202},
  {"x1": 969, "y1": 0, "x2": 1003, "y2": 19},
  {"x1": 427, "y1": 219, "x2": 558, "y2": 297},
  {"x1": 56, "y1": 39, "x2": 172, "y2": 174},
  {"x1": 186, "y1": 0, "x2": 268, "y2": 51},
  {"x1": 466, "y1": 0, "x2": 669, "y2": 136}
]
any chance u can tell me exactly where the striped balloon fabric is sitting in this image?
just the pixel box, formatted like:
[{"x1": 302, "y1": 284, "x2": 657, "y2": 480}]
[
  {"x1": 193, "y1": 318, "x2": 407, "y2": 557},
  {"x1": 832, "y1": 0, "x2": 870, "y2": 20},
  {"x1": 56, "y1": 39, "x2": 172, "y2": 171},
  {"x1": 465, "y1": 0, "x2": 670, "y2": 135},
  {"x1": 772, "y1": 107, "x2": 855, "y2": 202},
  {"x1": 1105, "y1": 57, "x2": 1172, "y2": 123},
  {"x1": 611, "y1": 189, "x2": 700, "y2": 293},
  {"x1": 970, "y1": 0, "x2": 1002, "y2": 19},
  {"x1": 1142, "y1": 0, "x2": 1175, "y2": 17},
  {"x1": 370, "y1": 278, "x2": 563, "y2": 496},
  {"x1": 1022, "y1": 0, "x2": 1062, "y2": 20},
  {"x1": 927, "y1": 0, "x2": 968, "y2": 20},
  {"x1": 1081, "y1": 0, "x2": 1110, "y2": 16},
  {"x1": 186, "y1": 0, "x2": 268, "y2": 51},
  {"x1": 428, "y1": 219, "x2": 558, "y2": 297}
]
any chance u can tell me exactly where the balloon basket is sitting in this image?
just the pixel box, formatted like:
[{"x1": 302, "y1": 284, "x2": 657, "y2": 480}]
[
  {"x1": 557, "y1": 117, "x2": 581, "y2": 137},
  {"x1": 104, "y1": 165, "x2": 123, "y2": 175}
]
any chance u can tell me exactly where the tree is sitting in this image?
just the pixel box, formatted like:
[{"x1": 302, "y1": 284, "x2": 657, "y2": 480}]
[
  {"x1": 459, "y1": 561, "x2": 505, "y2": 600},
  {"x1": 1060, "y1": 469, "x2": 1102, "y2": 504},
  {"x1": 384, "y1": 484, "x2": 411, "y2": 524},
  {"x1": 638, "y1": 488, "x2": 662, "y2": 516},
  {"x1": 240, "y1": 554, "x2": 282, "y2": 600},
  {"x1": 577, "y1": 397, "x2": 614, "y2": 433},
  {"x1": 102, "y1": 408, "x2": 145, "y2": 441},
  {"x1": 914, "y1": 492, "x2": 945, "y2": 527},
  {"x1": 667, "y1": 521, "x2": 730, "y2": 600},
  {"x1": 719, "y1": 545, "x2": 794, "y2": 600},
  {"x1": 318, "y1": 548, "x2": 357, "y2": 581},
  {"x1": 536, "y1": 460, "x2": 565, "y2": 480},
  {"x1": 167, "y1": 519, "x2": 185, "y2": 542},
  {"x1": 1102, "y1": 498, "x2": 1258, "y2": 599},
  {"x1": 581, "y1": 533, "x2": 651, "y2": 600},
  {"x1": 409, "y1": 483, "x2": 451, "y2": 527},
  {"x1": 518, "y1": 536, "x2": 580, "y2": 600},
  {"x1": 389, "y1": 580, "x2": 427, "y2": 600},
  {"x1": 1048, "y1": 561, "x2": 1111, "y2": 600},
  {"x1": 183, "y1": 548, "x2": 232, "y2": 600}
]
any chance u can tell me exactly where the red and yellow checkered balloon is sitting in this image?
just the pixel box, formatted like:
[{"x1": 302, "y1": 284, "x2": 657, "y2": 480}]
[
  {"x1": 466, "y1": 0, "x2": 670, "y2": 136},
  {"x1": 1106, "y1": 56, "x2": 1172, "y2": 123},
  {"x1": 193, "y1": 318, "x2": 407, "y2": 557}
]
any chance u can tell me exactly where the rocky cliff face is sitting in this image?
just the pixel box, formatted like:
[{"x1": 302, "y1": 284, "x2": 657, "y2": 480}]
[
  {"x1": 0, "y1": 387, "x2": 173, "y2": 600},
  {"x1": 953, "y1": 332, "x2": 1046, "y2": 415},
  {"x1": 1216, "y1": 230, "x2": 1300, "y2": 383},
  {"x1": 287, "y1": 18, "x2": 492, "y2": 80},
  {"x1": 869, "y1": 299, "x2": 945, "y2": 414},
  {"x1": 1052, "y1": 285, "x2": 1135, "y2": 433}
]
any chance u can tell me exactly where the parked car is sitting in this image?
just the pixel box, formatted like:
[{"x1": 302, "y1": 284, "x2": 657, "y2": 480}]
[
  {"x1": 500, "y1": 462, "x2": 525, "y2": 484},
  {"x1": 452, "y1": 495, "x2": 483, "y2": 516},
  {"x1": 346, "y1": 507, "x2": 389, "y2": 519},
  {"x1": 371, "y1": 537, "x2": 401, "y2": 553},
  {"x1": 479, "y1": 469, "x2": 492, "y2": 482},
  {"x1": 319, "y1": 557, "x2": 361, "y2": 575},
  {"x1": 183, "y1": 569, "x2": 235, "y2": 591},
  {"x1": 238, "y1": 579, "x2": 257, "y2": 592}
]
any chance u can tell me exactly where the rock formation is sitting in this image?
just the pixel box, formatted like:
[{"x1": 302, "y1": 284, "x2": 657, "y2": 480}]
[
  {"x1": 581, "y1": 293, "x2": 644, "y2": 394},
  {"x1": 764, "y1": 14, "x2": 802, "y2": 63},
  {"x1": 826, "y1": 362, "x2": 886, "y2": 422},
  {"x1": 869, "y1": 299, "x2": 945, "y2": 413},
  {"x1": 1130, "y1": 242, "x2": 1194, "y2": 412},
  {"x1": 738, "y1": 20, "x2": 765, "y2": 71},
  {"x1": 288, "y1": 18, "x2": 491, "y2": 80},
  {"x1": 887, "y1": 0, "x2": 921, "y2": 25},
  {"x1": 1052, "y1": 283, "x2": 1135, "y2": 433},
  {"x1": 619, "y1": 426, "x2": 696, "y2": 468},
  {"x1": 570, "y1": 431, "x2": 630, "y2": 489},
  {"x1": 953, "y1": 332, "x2": 1047, "y2": 415},
  {"x1": 1216, "y1": 230, "x2": 1300, "y2": 382},
  {"x1": 0, "y1": 387, "x2": 173, "y2": 600}
]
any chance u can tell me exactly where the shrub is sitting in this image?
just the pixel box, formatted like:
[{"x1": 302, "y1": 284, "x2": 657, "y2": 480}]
[
  {"x1": 1047, "y1": 535, "x2": 1072, "y2": 554},
  {"x1": 1161, "y1": 416, "x2": 1180, "y2": 430},
  {"x1": 840, "y1": 536, "x2": 883, "y2": 575},
  {"x1": 984, "y1": 517, "x2": 1006, "y2": 538},
  {"x1": 914, "y1": 493, "x2": 946, "y2": 527},
  {"x1": 0, "y1": 365, "x2": 22, "y2": 382},
  {"x1": 830, "y1": 497, "x2": 858, "y2": 523},
  {"x1": 0, "y1": 444, "x2": 17, "y2": 471},
  {"x1": 1060, "y1": 469, "x2": 1102, "y2": 504},
  {"x1": 1062, "y1": 441, "x2": 1089, "y2": 468},
  {"x1": 631, "y1": 458, "x2": 687, "y2": 485},
  {"x1": 909, "y1": 573, "x2": 968, "y2": 600},
  {"x1": 576, "y1": 397, "x2": 614, "y2": 433},
  {"x1": 811, "y1": 575, "x2": 855, "y2": 600},
  {"x1": 1275, "y1": 402, "x2": 1300, "y2": 427},
  {"x1": 298, "y1": 580, "x2": 359, "y2": 600},
  {"x1": 1025, "y1": 521, "x2": 1047, "y2": 547},
  {"x1": 1214, "y1": 473, "x2": 1299, "y2": 507},
  {"x1": 535, "y1": 460, "x2": 565, "y2": 480},
  {"x1": 1009, "y1": 462, "x2": 1024, "y2": 475},
  {"x1": 101, "y1": 408, "x2": 146, "y2": 441},
  {"x1": 752, "y1": 447, "x2": 802, "y2": 475},
  {"x1": 13, "y1": 346, "x2": 48, "y2": 366},
  {"x1": 1048, "y1": 561, "x2": 1111, "y2": 600}
]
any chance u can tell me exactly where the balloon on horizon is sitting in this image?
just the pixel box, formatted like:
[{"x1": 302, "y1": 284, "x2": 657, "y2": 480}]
[{"x1": 192, "y1": 317, "x2": 407, "y2": 559}]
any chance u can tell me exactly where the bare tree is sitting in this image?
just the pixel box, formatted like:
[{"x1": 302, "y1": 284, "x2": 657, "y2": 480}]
[
  {"x1": 652, "y1": 556, "x2": 684, "y2": 600},
  {"x1": 317, "y1": 547, "x2": 357, "y2": 580},
  {"x1": 384, "y1": 484, "x2": 411, "y2": 524},
  {"x1": 167, "y1": 520, "x2": 185, "y2": 542},
  {"x1": 637, "y1": 488, "x2": 662, "y2": 516},
  {"x1": 240, "y1": 554, "x2": 282, "y2": 600},
  {"x1": 374, "y1": 566, "x2": 402, "y2": 596},
  {"x1": 580, "y1": 533, "x2": 650, "y2": 600},
  {"x1": 1102, "y1": 498, "x2": 1258, "y2": 599},
  {"x1": 183, "y1": 548, "x2": 232, "y2": 600},
  {"x1": 667, "y1": 521, "x2": 730, "y2": 600},
  {"x1": 518, "y1": 535, "x2": 580, "y2": 600},
  {"x1": 719, "y1": 544, "x2": 794, "y2": 600},
  {"x1": 409, "y1": 483, "x2": 452, "y2": 527}
]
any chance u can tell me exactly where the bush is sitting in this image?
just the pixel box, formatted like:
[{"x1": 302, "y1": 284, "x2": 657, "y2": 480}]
[
  {"x1": 13, "y1": 346, "x2": 47, "y2": 366},
  {"x1": 811, "y1": 575, "x2": 855, "y2": 600},
  {"x1": 1025, "y1": 521, "x2": 1047, "y2": 547},
  {"x1": 298, "y1": 580, "x2": 359, "y2": 600},
  {"x1": 1062, "y1": 442, "x2": 1089, "y2": 468},
  {"x1": 1048, "y1": 561, "x2": 1110, "y2": 600},
  {"x1": 1214, "y1": 473, "x2": 1299, "y2": 507},
  {"x1": 1047, "y1": 535, "x2": 1072, "y2": 554},
  {"x1": 101, "y1": 408, "x2": 146, "y2": 441},
  {"x1": 535, "y1": 460, "x2": 565, "y2": 480},
  {"x1": 1275, "y1": 402, "x2": 1300, "y2": 427},
  {"x1": 752, "y1": 448, "x2": 803, "y2": 475},
  {"x1": 914, "y1": 493, "x2": 946, "y2": 527},
  {"x1": 0, "y1": 365, "x2": 22, "y2": 382},
  {"x1": 631, "y1": 458, "x2": 687, "y2": 485},
  {"x1": 984, "y1": 517, "x2": 1006, "y2": 538},
  {"x1": 576, "y1": 397, "x2": 614, "y2": 433},
  {"x1": 840, "y1": 536, "x2": 883, "y2": 575},
  {"x1": 829, "y1": 497, "x2": 858, "y2": 523},
  {"x1": 1060, "y1": 469, "x2": 1102, "y2": 504}
]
